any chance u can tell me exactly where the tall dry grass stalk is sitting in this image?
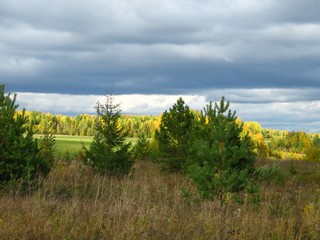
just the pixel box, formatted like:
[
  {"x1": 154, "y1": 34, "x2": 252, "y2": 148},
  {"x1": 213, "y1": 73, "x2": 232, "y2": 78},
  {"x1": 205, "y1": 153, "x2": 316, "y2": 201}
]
[{"x1": 0, "y1": 160, "x2": 319, "y2": 239}]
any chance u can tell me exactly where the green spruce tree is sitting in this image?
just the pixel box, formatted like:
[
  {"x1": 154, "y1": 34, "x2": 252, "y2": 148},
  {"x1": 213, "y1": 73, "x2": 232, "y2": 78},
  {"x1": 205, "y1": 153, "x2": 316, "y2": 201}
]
[
  {"x1": 0, "y1": 85, "x2": 52, "y2": 188},
  {"x1": 188, "y1": 97, "x2": 257, "y2": 200},
  {"x1": 84, "y1": 92, "x2": 134, "y2": 176},
  {"x1": 155, "y1": 97, "x2": 195, "y2": 172}
]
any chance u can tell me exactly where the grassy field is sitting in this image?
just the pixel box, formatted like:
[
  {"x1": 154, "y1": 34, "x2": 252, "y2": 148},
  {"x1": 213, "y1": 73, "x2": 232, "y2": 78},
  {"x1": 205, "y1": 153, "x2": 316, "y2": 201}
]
[
  {"x1": 0, "y1": 159, "x2": 320, "y2": 239},
  {"x1": 54, "y1": 135, "x2": 93, "y2": 156},
  {"x1": 38, "y1": 135, "x2": 137, "y2": 159}
]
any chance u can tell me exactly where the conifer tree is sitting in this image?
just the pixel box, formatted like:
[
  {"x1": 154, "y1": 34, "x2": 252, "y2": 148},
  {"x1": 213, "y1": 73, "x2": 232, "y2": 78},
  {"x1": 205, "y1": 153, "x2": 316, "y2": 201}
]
[
  {"x1": 0, "y1": 85, "x2": 51, "y2": 187},
  {"x1": 84, "y1": 92, "x2": 133, "y2": 176},
  {"x1": 132, "y1": 134, "x2": 150, "y2": 160},
  {"x1": 155, "y1": 97, "x2": 195, "y2": 172},
  {"x1": 188, "y1": 97, "x2": 256, "y2": 200}
]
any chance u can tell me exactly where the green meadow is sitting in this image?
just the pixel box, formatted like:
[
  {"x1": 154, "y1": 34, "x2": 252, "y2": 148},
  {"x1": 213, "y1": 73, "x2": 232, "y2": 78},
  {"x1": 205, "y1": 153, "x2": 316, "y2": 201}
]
[
  {"x1": 54, "y1": 135, "x2": 93, "y2": 156},
  {"x1": 43, "y1": 135, "x2": 138, "y2": 158}
]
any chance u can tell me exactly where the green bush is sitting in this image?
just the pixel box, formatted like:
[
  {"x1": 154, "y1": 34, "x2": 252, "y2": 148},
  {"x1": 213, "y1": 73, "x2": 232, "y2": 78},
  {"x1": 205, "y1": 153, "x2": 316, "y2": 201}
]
[
  {"x1": 148, "y1": 133, "x2": 159, "y2": 159},
  {"x1": 0, "y1": 85, "x2": 52, "y2": 189},
  {"x1": 132, "y1": 134, "x2": 150, "y2": 160},
  {"x1": 188, "y1": 162, "x2": 253, "y2": 200},
  {"x1": 38, "y1": 131, "x2": 56, "y2": 169},
  {"x1": 305, "y1": 146, "x2": 320, "y2": 162}
]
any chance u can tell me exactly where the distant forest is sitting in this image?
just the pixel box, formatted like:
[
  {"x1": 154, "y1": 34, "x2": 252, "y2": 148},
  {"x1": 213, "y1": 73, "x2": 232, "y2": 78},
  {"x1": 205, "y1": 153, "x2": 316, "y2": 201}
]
[{"x1": 20, "y1": 110, "x2": 320, "y2": 161}]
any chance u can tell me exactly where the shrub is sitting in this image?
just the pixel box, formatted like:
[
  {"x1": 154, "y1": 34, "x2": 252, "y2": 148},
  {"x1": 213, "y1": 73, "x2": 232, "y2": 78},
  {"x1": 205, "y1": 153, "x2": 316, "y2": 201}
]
[
  {"x1": 305, "y1": 147, "x2": 320, "y2": 162},
  {"x1": 189, "y1": 162, "x2": 253, "y2": 200},
  {"x1": 38, "y1": 130, "x2": 56, "y2": 170},
  {"x1": 132, "y1": 134, "x2": 150, "y2": 160},
  {"x1": 148, "y1": 133, "x2": 159, "y2": 159}
]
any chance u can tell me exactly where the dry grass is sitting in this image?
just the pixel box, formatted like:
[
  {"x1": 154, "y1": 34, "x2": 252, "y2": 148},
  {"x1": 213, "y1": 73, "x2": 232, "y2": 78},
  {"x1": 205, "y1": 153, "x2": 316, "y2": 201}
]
[{"x1": 0, "y1": 159, "x2": 320, "y2": 240}]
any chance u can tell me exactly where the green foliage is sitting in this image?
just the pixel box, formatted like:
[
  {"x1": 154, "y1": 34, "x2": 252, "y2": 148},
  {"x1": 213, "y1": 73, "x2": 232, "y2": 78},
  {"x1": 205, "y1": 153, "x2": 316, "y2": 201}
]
[
  {"x1": 132, "y1": 134, "x2": 150, "y2": 160},
  {"x1": 38, "y1": 131, "x2": 56, "y2": 172},
  {"x1": 155, "y1": 97, "x2": 195, "y2": 172},
  {"x1": 312, "y1": 134, "x2": 320, "y2": 147},
  {"x1": 0, "y1": 85, "x2": 52, "y2": 188},
  {"x1": 188, "y1": 97, "x2": 257, "y2": 200},
  {"x1": 289, "y1": 162, "x2": 298, "y2": 175},
  {"x1": 189, "y1": 162, "x2": 253, "y2": 200},
  {"x1": 148, "y1": 133, "x2": 160, "y2": 160},
  {"x1": 305, "y1": 146, "x2": 320, "y2": 162},
  {"x1": 84, "y1": 92, "x2": 134, "y2": 176}
]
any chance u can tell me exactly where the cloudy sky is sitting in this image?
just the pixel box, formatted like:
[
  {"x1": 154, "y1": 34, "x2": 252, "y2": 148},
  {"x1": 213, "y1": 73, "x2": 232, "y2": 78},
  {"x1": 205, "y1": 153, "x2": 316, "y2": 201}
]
[{"x1": 1, "y1": 0, "x2": 320, "y2": 132}]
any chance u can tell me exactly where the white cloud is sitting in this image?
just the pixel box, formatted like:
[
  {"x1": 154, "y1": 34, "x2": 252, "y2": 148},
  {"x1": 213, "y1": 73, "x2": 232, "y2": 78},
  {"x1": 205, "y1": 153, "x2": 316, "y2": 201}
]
[
  {"x1": 117, "y1": 94, "x2": 206, "y2": 114},
  {"x1": 16, "y1": 92, "x2": 206, "y2": 116}
]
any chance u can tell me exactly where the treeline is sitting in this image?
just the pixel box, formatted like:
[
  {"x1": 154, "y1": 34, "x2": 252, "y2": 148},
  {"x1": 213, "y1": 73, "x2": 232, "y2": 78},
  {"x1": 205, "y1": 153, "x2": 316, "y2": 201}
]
[
  {"x1": 263, "y1": 129, "x2": 320, "y2": 160},
  {"x1": 19, "y1": 111, "x2": 160, "y2": 138},
  {"x1": 19, "y1": 110, "x2": 320, "y2": 161}
]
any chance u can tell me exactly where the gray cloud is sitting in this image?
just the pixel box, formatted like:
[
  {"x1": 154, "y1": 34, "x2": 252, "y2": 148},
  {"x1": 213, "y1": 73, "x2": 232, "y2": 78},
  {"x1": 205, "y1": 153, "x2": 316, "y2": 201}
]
[
  {"x1": 204, "y1": 88, "x2": 320, "y2": 104},
  {"x1": 1, "y1": 0, "x2": 320, "y2": 131}
]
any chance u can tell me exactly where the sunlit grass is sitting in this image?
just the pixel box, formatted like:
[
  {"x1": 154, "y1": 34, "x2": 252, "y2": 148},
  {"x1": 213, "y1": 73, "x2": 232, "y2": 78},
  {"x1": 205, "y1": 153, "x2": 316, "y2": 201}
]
[
  {"x1": 54, "y1": 135, "x2": 92, "y2": 157},
  {"x1": 39, "y1": 135, "x2": 138, "y2": 158}
]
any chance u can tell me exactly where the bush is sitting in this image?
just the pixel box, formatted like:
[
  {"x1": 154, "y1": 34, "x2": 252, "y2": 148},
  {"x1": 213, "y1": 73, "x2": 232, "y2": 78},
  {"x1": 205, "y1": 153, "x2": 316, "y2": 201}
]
[
  {"x1": 148, "y1": 133, "x2": 159, "y2": 159},
  {"x1": 305, "y1": 147, "x2": 320, "y2": 162},
  {"x1": 189, "y1": 162, "x2": 253, "y2": 200},
  {"x1": 132, "y1": 134, "x2": 150, "y2": 160},
  {"x1": 0, "y1": 85, "x2": 52, "y2": 189},
  {"x1": 38, "y1": 131, "x2": 56, "y2": 170}
]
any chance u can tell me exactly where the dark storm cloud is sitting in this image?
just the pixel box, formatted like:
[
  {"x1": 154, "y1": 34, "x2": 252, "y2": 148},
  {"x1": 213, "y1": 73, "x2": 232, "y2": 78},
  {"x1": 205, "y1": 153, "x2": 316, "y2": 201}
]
[
  {"x1": 1, "y1": 0, "x2": 320, "y2": 95},
  {"x1": 1, "y1": 0, "x2": 320, "y2": 131}
]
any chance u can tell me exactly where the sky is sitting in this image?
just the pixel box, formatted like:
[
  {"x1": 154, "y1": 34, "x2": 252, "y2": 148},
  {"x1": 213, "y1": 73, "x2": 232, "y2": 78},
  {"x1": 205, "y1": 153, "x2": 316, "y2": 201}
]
[{"x1": 1, "y1": 0, "x2": 320, "y2": 132}]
